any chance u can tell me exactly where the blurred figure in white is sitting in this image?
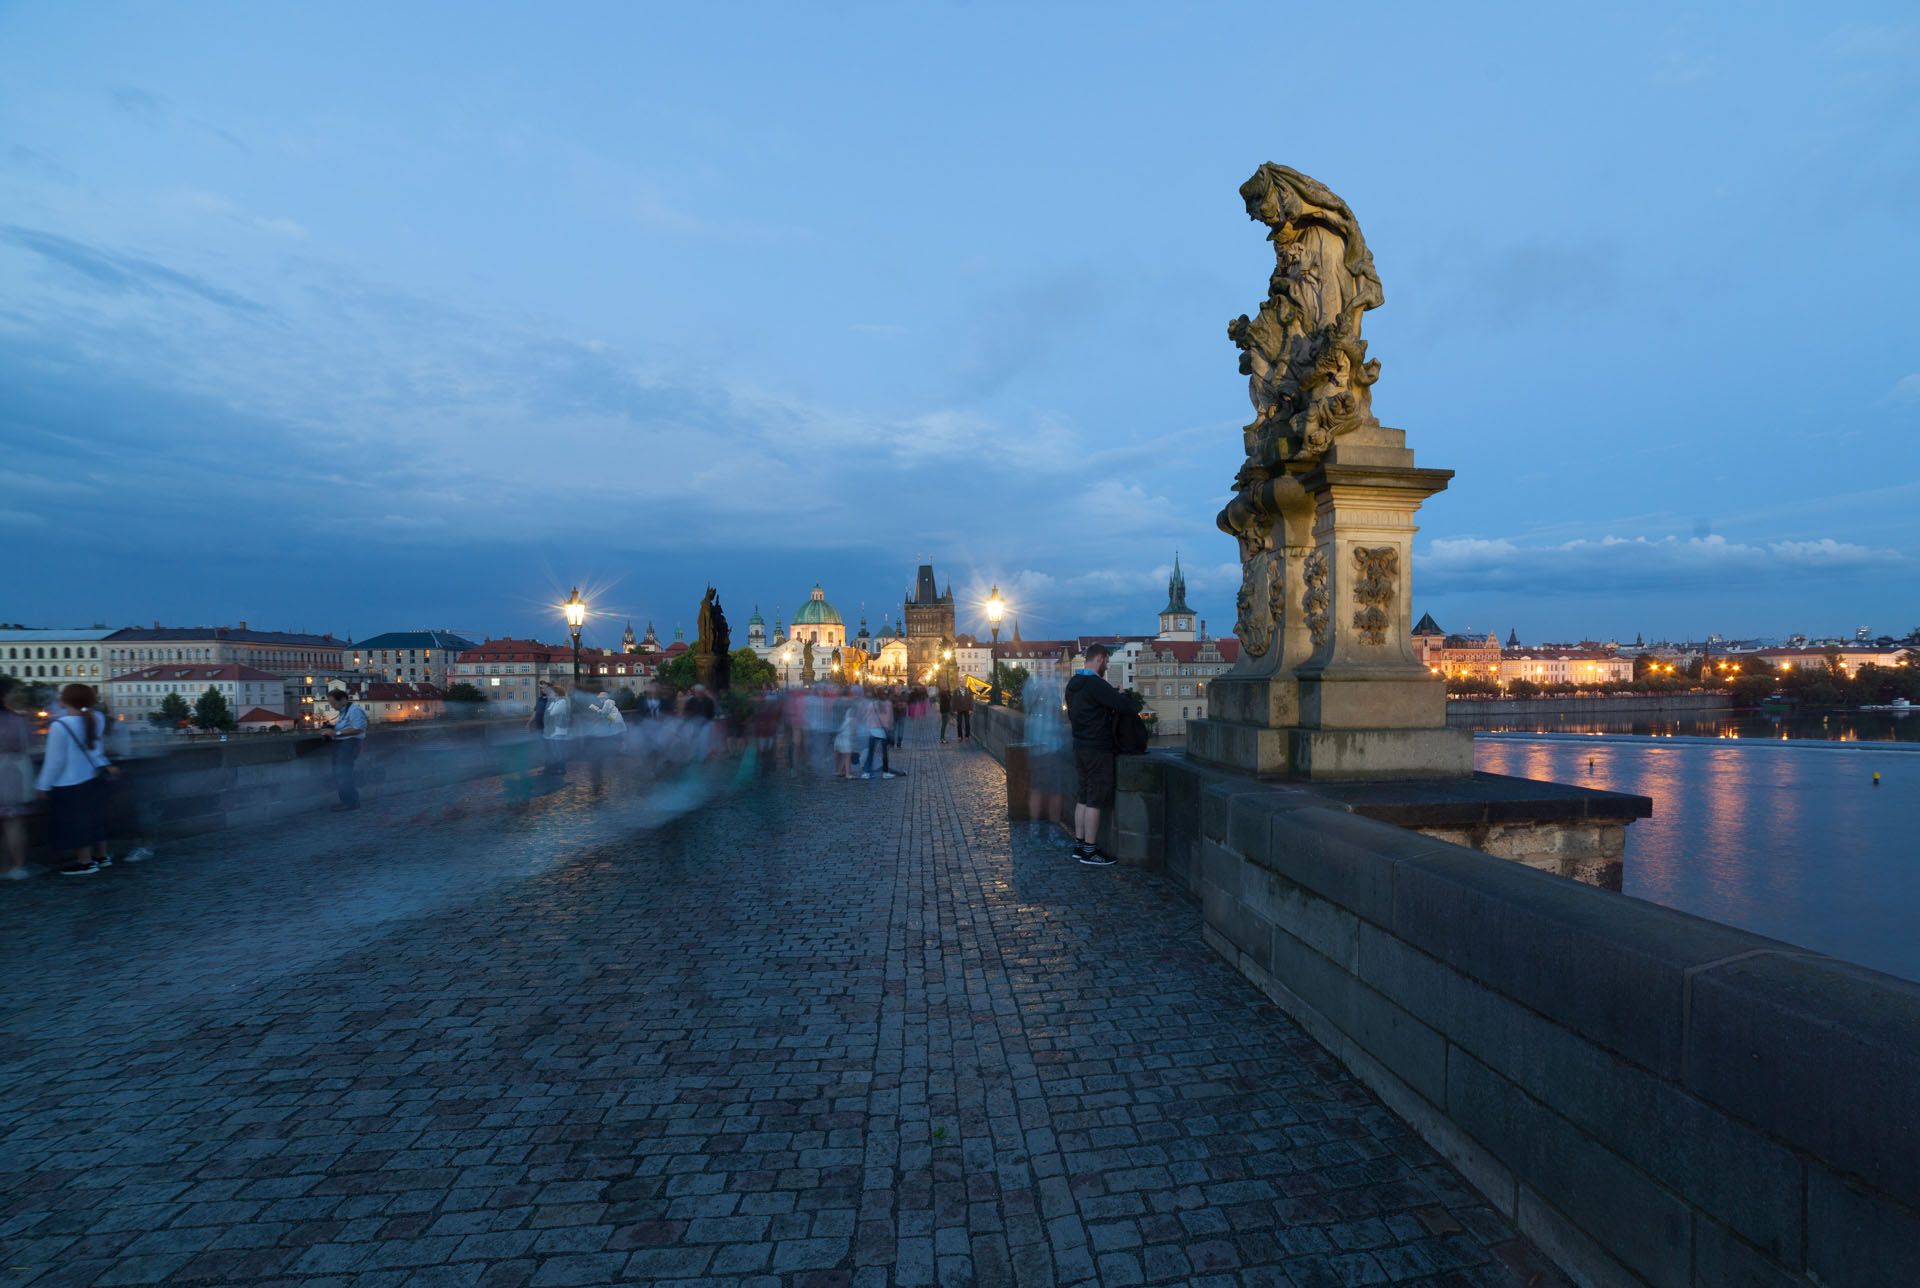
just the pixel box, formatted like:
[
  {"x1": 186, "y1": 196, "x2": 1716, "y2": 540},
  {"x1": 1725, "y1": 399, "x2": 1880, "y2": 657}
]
[
  {"x1": 1022, "y1": 674, "x2": 1070, "y2": 847},
  {"x1": 538, "y1": 680, "x2": 571, "y2": 791}
]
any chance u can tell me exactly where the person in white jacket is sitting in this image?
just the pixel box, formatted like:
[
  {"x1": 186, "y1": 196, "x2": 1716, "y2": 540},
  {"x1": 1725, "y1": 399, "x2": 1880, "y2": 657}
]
[
  {"x1": 539, "y1": 680, "x2": 571, "y2": 791},
  {"x1": 35, "y1": 683, "x2": 117, "y2": 877}
]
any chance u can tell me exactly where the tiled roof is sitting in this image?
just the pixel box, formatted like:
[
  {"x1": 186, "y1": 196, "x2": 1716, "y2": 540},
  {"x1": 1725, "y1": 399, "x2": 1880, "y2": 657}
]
[
  {"x1": 0, "y1": 628, "x2": 119, "y2": 641},
  {"x1": 456, "y1": 638, "x2": 572, "y2": 662},
  {"x1": 110, "y1": 664, "x2": 287, "y2": 683},
  {"x1": 108, "y1": 626, "x2": 342, "y2": 646},
  {"x1": 236, "y1": 708, "x2": 294, "y2": 723},
  {"x1": 354, "y1": 631, "x2": 478, "y2": 652}
]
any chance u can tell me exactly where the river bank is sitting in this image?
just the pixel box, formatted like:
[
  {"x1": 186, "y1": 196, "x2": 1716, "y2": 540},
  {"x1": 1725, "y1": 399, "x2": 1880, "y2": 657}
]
[{"x1": 1446, "y1": 691, "x2": 1732, "y2": 720}]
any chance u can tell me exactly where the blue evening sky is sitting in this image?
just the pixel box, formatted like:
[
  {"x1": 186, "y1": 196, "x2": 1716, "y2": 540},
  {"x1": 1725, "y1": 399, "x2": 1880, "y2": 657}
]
[{"x1": 3, "y1": 2, "x2": 1916, "y2": 648}]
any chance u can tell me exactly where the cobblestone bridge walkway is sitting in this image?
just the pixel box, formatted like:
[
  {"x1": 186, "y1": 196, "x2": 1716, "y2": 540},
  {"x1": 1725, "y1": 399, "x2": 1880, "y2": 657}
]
[{"x1": 2, "y1": 741, "x2": 1562, "y2": 1288}]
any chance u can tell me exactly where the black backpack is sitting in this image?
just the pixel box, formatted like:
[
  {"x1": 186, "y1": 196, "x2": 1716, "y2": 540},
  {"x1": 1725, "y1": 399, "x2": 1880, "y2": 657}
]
[{"x1": 1113, "y1": 708, "x2": 1150, "y2": 755}]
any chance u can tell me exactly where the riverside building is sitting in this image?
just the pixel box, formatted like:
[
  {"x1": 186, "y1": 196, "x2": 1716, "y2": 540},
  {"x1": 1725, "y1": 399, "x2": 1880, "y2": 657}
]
[
  {"x1": 0, "y1": 627, "x2": 116, "y2": 688},
  {"x1": 104, "y1": 624, "x2": 349, "y2": 676},
  {"x1": 349, "y1": 631, "x2": 477, "y2": 688}
]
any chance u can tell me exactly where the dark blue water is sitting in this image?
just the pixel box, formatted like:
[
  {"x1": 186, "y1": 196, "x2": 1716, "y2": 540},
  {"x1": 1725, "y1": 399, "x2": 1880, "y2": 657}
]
[{"x1": 1474, "y1": 724, "x2": 1920, "y2": 983}]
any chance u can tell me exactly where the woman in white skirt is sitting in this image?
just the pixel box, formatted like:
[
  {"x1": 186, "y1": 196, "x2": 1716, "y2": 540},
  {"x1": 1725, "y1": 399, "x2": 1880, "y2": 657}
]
[{"x1": 35, "y1": 683, "x2": 117, "y2": 877}]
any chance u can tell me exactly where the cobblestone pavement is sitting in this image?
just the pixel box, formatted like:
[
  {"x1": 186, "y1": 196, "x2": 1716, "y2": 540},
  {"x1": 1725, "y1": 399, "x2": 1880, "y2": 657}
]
[{"x1": 1, "y1": 737, "x2": 1566, "y2": 1287}]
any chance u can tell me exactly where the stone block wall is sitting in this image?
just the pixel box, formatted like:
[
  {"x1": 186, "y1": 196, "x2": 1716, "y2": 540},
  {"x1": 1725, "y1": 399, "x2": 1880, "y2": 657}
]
[
  {"x1": 970, "y1": 706, "x2": 1165, "y2": 865},
  {"x1": 1169, "y1": 757, "x2": 1920, "y2": 1286},
  {"x1": 27, "y1": 721, "x2": 529, "y2": 847}
]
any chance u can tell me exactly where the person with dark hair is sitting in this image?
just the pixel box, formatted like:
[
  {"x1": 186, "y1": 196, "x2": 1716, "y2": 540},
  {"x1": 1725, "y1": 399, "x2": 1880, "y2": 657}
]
[
  {"x1": 953, "y1": 682, "x2": 973, "y2": 742},
  {"x1": 0, "y1": 677, "x2": 36, "y2": 879},
  {"x1": 35, "y1": 683, "x2": 116, "y2": 876},
  {"x1": 324, "y1": 688, "x2": 368, "y2": 810},
  {"x1": 1064, "y1": 643, "x2": 1137, "y2": 867},
  {"x1": 937, "y1": 684, "x2": 953, "y2": 744}
]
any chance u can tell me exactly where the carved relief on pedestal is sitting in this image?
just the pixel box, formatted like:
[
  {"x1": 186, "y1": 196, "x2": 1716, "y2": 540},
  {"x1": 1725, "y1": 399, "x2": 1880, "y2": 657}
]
[
  {"x1": 1351, "y1": 546, "x2": 1398, "y2": 646},
  {"x1": 1302, "y1": 548, "x2": 1330, "y2": 647},
  {"x1": 1235, "y1": 549, "x2": 1288, "y2": 658}
]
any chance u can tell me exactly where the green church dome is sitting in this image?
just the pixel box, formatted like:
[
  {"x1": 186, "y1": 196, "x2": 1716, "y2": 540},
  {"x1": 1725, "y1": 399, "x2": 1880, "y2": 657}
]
[{"x1": 793, "y1": 583, "x2": 843, "y2": 627}]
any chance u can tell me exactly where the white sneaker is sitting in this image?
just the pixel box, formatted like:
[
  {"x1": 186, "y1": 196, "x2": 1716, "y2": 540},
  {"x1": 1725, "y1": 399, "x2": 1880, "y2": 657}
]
[
  {"x1": 125, "y1": 847, "x2": 155, "y2": 863},
  {"x1": 882, "y1": 772, "x2": 898, "y2": 780},
  {"x1": 861, "y1": 772, "x2": 873, "y2": 780}
]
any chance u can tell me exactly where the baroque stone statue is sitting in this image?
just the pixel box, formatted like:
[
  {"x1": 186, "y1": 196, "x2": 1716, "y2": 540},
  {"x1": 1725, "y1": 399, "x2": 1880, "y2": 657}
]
[
  {"x1": 1218, "y1": 165, "x2": 1388, "y2": 659},
  {"x1": 1189, "y1": 165, "x2": 1469, "y2": 780},
  {"x1": 1219, "y1": 166, "x2": 1384, "y2": 552},
  {"x1": 1230, "y1": 164, "x2": 1382, "y2": 467}
]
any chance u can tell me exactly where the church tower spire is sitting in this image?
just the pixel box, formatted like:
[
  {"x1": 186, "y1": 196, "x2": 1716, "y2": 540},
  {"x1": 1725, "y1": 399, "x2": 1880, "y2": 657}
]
[{"x1": 1158, "y1": 550, "x2": 1196, "y2": 641}]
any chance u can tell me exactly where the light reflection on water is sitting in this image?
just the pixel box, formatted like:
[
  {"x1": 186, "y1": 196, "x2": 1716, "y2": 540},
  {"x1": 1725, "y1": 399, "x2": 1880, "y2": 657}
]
[{"x1": 1474, "y1": 733, "x2": 1920, "y2": 983}]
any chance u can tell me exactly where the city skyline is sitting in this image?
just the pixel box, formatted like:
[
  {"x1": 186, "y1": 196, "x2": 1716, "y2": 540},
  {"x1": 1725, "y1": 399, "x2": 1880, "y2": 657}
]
[{"x1": 3, "y1": 5, "x2": 1916, "y2": 640}]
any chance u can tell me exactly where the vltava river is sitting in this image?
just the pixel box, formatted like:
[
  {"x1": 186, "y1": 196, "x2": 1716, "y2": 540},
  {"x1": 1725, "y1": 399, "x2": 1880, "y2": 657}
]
[{"x1": 1474, "y1": 712, "x2": 1920, "y2": 983}]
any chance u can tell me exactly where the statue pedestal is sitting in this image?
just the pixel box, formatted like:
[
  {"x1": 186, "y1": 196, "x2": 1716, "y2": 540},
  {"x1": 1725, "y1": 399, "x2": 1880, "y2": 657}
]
[
  {"x1": 1193, "y1": 434, "x2": 1472, "y2": 781},
  {"x1": 1191, "y1": 676, "x2": 1471, "y2": 779}
]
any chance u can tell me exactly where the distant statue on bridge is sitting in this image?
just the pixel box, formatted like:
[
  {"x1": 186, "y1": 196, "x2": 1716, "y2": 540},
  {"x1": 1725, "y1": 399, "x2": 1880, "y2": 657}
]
[{"x1": 693, "y1": 587, "x2": 731, "y2": 692}]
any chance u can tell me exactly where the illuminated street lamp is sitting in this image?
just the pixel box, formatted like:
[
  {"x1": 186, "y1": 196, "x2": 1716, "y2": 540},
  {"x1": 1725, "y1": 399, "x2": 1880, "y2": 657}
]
[
  {"x1": 986, "y1": 585, "x2": 1006, "y2": 705},
  {"x1": 563, "y1": 586, "x2": 587, "y2": 689}
]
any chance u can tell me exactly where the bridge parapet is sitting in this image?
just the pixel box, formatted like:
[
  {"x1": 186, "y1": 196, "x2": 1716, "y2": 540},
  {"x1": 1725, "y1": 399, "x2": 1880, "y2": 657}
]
[{"x1": 1169, "y1": 758, "x2": 1920, "y2": 1287}]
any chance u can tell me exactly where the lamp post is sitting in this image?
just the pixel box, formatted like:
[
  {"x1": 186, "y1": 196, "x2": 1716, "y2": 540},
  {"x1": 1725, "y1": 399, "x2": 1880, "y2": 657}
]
[
  {"x1": 563, "y1": 586, "x2": 586, "y2": 690},
  {"x1": 986, "y1": 585, "x2": 1005, "y2": 705}
]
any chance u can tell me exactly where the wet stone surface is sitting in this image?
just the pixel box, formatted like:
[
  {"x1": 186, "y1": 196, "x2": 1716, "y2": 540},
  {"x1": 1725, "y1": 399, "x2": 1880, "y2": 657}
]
[{"x1": 1, "y1": 736, "x2": 1565, "y2": 1286}]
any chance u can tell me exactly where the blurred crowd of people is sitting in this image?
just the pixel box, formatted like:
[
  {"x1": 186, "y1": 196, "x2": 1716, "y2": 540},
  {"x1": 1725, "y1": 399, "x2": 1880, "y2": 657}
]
[
  {"x1": 0, "y1": 671, "x2": 1051, "y2": 880},
  {"x1": 1, "y1": 677, "x2": 160, "y2": 878},
  {"x1": 522, "y1": 678, "x2": 961, "y2": 789}
]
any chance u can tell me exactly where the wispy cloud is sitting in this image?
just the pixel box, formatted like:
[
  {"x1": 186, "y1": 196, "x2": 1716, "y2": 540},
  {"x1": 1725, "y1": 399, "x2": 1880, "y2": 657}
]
[
  {"x1": 107, "y1": 84, "x2": 249, "y2": 152},
  {"x1": 1420, "y1": 533, "x2": 1904, "y2": 596},
  {"x1": 0, "y1": 225, "x2": 268, "y2": 315}
]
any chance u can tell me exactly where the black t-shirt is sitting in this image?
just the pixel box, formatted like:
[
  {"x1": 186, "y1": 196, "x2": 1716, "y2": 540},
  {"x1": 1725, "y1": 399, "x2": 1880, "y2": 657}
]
[{"x1": 1065, "y1": 671, "x2": 1135, "y2": 748}]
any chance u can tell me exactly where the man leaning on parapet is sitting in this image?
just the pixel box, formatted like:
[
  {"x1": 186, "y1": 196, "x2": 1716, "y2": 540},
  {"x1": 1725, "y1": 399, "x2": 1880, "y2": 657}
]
[
  {"x1": 324, "y1": 688, "x2": 367, "y2": 811},
  {"x1": 1065, "y1": 642, "x2": 1138, "y2": 867}
]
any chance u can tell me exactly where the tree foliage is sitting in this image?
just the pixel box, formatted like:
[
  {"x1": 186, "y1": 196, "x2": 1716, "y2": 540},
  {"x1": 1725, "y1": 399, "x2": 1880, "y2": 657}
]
[
  {"x1": 149, "y1": 691, "x2": 192, "y2": 729},
  {"x1": 192, "y1": 686, "x2": 236, "y2": 732},
  {"x1": 660, "y1": 650, "x2": 699, "y2": 692},
  {"x1": 443, "y1": 681, "x2": 486, "y2": 705},
  {"x1": 730, "y1": 647, "x2": 778, "y2": 691}
]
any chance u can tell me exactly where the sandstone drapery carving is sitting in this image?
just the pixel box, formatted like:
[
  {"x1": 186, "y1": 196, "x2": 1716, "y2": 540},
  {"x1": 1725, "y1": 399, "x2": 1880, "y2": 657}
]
[
  {"x1": 1303, "y1": 548, "x2": 1329, "y2": 648},
  {"x1": 1351, "y1": 547, "x2": 1397, "y2": 646},
  {"x1": 1228, "y1": 164, "x2": 1382, "y2": 477},
  {"x1": 1236, "y1": 549, "x2": 1286, "y2": 658}
]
